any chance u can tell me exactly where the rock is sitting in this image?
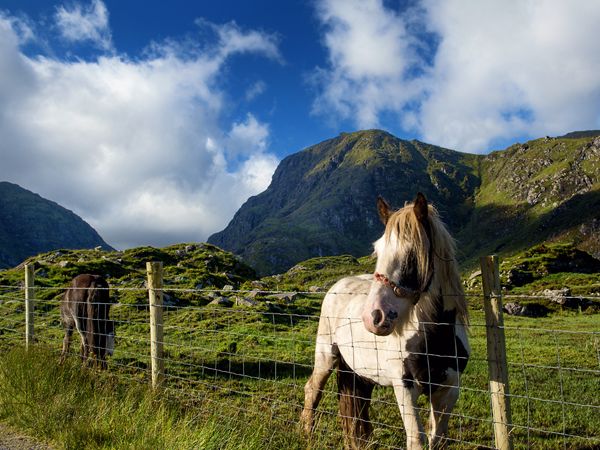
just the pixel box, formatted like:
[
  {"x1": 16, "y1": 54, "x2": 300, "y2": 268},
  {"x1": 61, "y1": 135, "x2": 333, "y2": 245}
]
[
  {"x1": 250, "y1": 280, "x2": 266, "y2": 289},
  {"x1": 542, "y1": 288, "x2": 571, "y2": 305},
  {"x1": 246, "y1": 290, "x2": 266, "y2": 299},
  {"x1": 58, "y1": 260, "x2": 71, "y2": 268},
  {"x1": 235, "y1": 297, "x2": 258, "y2": 307},
  {"x1": 503, "y1": 302, "x2": 549, "y2": 317},
  {"x1": 309, "y1": 286, "x2": 322, "y2": 293},
  {"x1": 222, "y1": 285, "x2": 234, "y2": 292},
  {"x1": 267, "y1": 292, "x2": 298, "y2": 303},
  {"x1": 503, "y1": 302, "x2": 524, "y2": 315},
  {"x1": 209, "y1": 297, "x2": 233, "y2": 307}
]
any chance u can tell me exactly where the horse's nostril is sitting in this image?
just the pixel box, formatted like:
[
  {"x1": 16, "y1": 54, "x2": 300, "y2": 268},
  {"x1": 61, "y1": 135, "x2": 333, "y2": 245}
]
[
  {"x1": 371, "y1": 309, "x2": 384, "y2": 326},
  {"x1": 388, "y1": 310, "x2": 398, "y2": 320}
]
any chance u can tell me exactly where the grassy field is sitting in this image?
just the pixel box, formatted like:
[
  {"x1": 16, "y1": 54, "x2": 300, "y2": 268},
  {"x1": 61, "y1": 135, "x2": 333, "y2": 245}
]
[
  {"x1": 1, "y1": 284, "x2": 599, "y2": 449},
  {"x1": 0, "y1": 242, "x2": 598, "y2": 448}
]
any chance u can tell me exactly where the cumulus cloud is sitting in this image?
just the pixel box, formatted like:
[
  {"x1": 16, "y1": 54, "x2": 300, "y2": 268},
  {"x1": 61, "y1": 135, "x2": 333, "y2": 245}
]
[
  {"x1": 55, "y1": 0, "x2": 113, "y2": 51},
  {"x1": 0, "y1": 10, "x2": 280, "y2": 249},
  {"x1": 312, "y1": 0, "x2": 423, "y2": 127},
  {"x1": 313, "y1": 0, "x2": 600, "y2": 152}
]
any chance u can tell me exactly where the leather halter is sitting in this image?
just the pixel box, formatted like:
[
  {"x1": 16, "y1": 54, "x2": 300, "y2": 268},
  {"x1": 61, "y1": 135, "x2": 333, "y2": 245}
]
[
  {"x1": 373, "y1": 259, "x2": 435, "y2": 306},
  {"x1": 373, "y1": 272, "x2": 421, "y2": 305}
]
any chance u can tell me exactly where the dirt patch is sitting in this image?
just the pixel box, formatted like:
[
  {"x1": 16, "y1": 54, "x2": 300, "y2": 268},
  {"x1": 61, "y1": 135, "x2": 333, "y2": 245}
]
[{"x1": 0, "y1": 424, "x2": 52, "y2": 450}]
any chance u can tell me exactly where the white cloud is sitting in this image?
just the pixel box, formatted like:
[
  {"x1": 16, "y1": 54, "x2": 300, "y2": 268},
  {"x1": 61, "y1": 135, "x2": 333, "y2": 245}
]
[
  {"x1": 226, "y1": 113, "x2": 269, "y2": 159},
  {"x1": 312, "y1": 0, "x2": 424, "y2": 128},
  {"x1": 55, "y1": 0, "x2": 113, "y2": 51},
  {"x1": 313, "y1": 0, "x2": 600, "y2": 152},
  {"x1": 245, "y1": 80, "x2": 266, "y2": 101},
  {"x1": 0, "y1": 13, "x2": 280, "y2": 249},
  {"x1": 195, "y1": 18, "x2": 282, "y2": 63}
]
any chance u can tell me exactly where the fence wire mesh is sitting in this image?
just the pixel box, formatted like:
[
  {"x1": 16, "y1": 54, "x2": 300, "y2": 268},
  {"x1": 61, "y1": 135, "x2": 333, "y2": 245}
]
[{"x1": 0, "y1": 282, "x2": 599, "y2": 449}]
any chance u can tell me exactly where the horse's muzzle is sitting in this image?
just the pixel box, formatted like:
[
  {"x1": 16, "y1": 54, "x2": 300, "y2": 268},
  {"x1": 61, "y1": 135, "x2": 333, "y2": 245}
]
[{"x1": 365, "y1": 309, "x2": 396, "y2": 336}]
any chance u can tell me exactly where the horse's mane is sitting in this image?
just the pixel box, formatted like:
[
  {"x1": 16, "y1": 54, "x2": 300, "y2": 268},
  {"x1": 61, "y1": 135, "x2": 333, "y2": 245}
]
[{"x1": 384, "y1": 202, "x2": 469, "y2": 326}]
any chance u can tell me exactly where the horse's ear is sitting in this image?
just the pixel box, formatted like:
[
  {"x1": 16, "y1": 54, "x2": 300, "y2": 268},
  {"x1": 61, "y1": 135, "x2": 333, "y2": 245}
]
[
  {"x1": 413, "y1": 192, "x2": 428, "y2": 223},
  {"x1": 377, "y1": 196, "x2": 391, "y2": 225}
]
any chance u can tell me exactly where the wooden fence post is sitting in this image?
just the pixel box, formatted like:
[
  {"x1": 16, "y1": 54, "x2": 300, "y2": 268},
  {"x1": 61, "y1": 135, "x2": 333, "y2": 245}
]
[
  {"x1": 147, "y1": 261, "x2": 165, "y2": 388},
  {"x1": 24, "y1": 263, "x2": 35, "y2": 348},
  {"x1": 480, "y1": 255, "x2": 513, "y2": 450}
]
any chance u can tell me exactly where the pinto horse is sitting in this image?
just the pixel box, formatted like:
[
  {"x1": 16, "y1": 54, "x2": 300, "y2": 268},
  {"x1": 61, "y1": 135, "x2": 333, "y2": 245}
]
[
  {"x1": 301, "y1": 193, "x2": 469, "y2": 449},
  {"x1": 60, "y1": 274, "x2": 115, "y2": 369}
]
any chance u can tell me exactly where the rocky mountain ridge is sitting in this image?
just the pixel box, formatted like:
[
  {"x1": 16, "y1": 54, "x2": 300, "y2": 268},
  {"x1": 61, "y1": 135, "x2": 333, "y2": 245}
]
[{"x1": 210, "y1": 130, "x2": 600, "y2": 275}]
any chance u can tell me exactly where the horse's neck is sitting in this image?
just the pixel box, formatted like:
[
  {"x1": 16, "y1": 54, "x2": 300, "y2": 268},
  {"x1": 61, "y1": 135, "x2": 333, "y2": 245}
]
[{"x1": 412, "y1": 290, "x2": 461, "y2": 327}]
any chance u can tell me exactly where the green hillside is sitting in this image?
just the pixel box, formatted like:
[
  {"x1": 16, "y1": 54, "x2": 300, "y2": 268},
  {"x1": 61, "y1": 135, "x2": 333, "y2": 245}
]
[
  {"x1": 209, "y1": 130, "x2": 600, "y2": 275},
  {"x1": 0, "y1": 182, "x2": 113, "y2": 268},
  {"x1": 209, "y1": 130, "x2": 481, "y2": 275}
]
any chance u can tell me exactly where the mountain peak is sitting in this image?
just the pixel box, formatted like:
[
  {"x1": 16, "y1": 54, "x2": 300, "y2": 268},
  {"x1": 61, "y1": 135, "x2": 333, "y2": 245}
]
[
  {"x1": 0, "y1": 182, "x2": 113, "y2": 268},
  {"x1": 209, "y1": 131, "x2": 479, "y2": 274}
]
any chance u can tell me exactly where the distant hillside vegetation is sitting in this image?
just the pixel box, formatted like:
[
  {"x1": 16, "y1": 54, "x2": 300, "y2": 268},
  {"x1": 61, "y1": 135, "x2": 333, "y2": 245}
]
[
  {"x1": 209, "y1": 130, "x2": 600, "y2": 275},
  {"x1": 0, "y1": 182, "x2": 113, "y2": 268}
]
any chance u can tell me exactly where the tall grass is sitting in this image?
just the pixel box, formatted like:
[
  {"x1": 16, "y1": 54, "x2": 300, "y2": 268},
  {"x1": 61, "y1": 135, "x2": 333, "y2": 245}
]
[
  {"x1": 1, "y1": 298, "x2": 599, "y2": 449},
  {"x1": 0, "y1": 347, "x2": 321, "y2": 450}
]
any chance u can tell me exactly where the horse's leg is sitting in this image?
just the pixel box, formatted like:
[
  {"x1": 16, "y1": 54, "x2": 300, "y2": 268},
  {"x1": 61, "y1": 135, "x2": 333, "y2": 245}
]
[
  {"x1": 300, "y1": 342, "x2": 337, "y2": 434},
  {"x1": 73, "y1": 316, "x2": 88, "y2": 364},
  {"x1": 428, "y1": 370, "x2": 460, "y2": 449},
  {"x1": 60, "y1": 324, "x2": 73, "y2": 364},
  {"x1": 338, "y1": 356, "x2": 374, "y2": 449},
  {"x1": 393, "y1": 383, "x2": 425, "y2": 450}
]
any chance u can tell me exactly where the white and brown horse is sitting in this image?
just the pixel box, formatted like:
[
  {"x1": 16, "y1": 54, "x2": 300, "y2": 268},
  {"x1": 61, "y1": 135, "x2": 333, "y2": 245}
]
[
  {"x1": 301, "y1": 193, "x2": 469, "y2": 449},
  {"x1": 60, "y1": 274, "x2": 115, "y2": 369}
]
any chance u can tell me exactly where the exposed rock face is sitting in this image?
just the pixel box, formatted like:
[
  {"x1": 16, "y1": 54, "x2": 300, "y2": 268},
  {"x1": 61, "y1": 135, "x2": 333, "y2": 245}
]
[{"x1": 0, "y1": 182, "x2": 113, "y2": 268}]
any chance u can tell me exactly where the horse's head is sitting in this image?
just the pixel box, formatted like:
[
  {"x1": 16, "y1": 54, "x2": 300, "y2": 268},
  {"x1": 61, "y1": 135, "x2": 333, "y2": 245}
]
[{"x1": 362, "y1": 193, "x2": 434, "y2": 336}]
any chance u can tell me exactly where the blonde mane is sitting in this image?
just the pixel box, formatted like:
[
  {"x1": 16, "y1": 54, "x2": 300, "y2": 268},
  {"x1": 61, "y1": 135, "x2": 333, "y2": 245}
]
[{"x1": 383, "y1": 202, "x2": 469, "y2": 326}]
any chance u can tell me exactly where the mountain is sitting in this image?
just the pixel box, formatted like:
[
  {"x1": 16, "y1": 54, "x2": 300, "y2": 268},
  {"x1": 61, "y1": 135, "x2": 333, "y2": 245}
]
[
  {"x1": 209, "y1": 130, "x2": 600, "y2": 275},
  {"x1": 457, "y1": 134, "x2": 600, "y2": 260},
  {"x1": 0, "y1": 182, "x2": 113, "y2": 268}
]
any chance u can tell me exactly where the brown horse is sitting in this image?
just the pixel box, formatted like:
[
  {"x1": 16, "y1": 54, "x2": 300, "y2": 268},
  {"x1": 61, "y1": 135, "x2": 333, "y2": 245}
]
[{"x1": 60, "y1": 274, "x2": 115, "y2": 368}]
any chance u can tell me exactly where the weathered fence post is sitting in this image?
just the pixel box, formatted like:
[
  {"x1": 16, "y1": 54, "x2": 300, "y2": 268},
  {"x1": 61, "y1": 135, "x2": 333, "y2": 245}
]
[
  {"x1": 147, "y1": 261, "x2": 165, "y2": 388},
  {"x1": 24, "y1": 263, "x2": 35, "y2": 348},
  {"x1": 480, "y1": 255, "x2": 513, "y2": 450}
]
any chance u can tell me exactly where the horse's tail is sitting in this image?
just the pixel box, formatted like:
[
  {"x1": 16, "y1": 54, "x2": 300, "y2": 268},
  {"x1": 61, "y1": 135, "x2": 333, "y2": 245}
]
[{"x1": 337, "y1": 355, "x2": 374, "y2": 449}]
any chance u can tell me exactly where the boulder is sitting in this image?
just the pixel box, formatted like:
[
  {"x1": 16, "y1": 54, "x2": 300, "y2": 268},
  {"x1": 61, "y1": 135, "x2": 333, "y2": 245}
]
[
  {"x1": 267, "y1": 292, "x2": 298, "y2": 303},
  {"x1": 209, "y1": 297, "x2": 233, "y2": 307},
  {"x1": 541, "y1": 288, "x2": 571, "y2": 305},
  {"x1": 235, "y1": 297, "x2": 259, "y2": 307}
]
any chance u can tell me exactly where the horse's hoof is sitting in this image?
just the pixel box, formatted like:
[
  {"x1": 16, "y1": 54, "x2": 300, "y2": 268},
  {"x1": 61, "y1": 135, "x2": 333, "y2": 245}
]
[{"x1": 299, "y1": 410, "x2": 314, "y2": 435}]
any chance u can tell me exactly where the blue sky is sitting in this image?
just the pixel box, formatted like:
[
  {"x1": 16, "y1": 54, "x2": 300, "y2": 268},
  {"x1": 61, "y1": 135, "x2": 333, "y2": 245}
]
[{"x1": 1, "y1": 0, "x2": 599, "y2": 249}]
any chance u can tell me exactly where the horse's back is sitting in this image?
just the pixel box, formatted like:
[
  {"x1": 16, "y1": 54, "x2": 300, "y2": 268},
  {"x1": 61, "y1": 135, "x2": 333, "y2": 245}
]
[
  {"x1": 62, "y1": 274, "x2": 109, "y2": 320},
  {"x1": 321, "y1": 274, "x2": 371, "y2": 312}
]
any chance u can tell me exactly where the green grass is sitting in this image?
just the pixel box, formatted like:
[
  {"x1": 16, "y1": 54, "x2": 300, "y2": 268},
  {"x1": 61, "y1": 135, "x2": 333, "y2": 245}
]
[
  {"x1": 1, "y1": 293, "x2": 599, "y2": 449},
  {"x1": 0, "y1": 241, "x2": 599, "y2": 449},
  {"x1": 0, "y1": 346, "x2": 337, "y2": 450}
]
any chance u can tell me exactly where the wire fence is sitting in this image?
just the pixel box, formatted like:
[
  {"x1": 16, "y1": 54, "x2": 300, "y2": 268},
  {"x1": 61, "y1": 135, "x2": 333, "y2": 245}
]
[{"x1": 0, "y1": 266, "x2": 599, "y2": 449}]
